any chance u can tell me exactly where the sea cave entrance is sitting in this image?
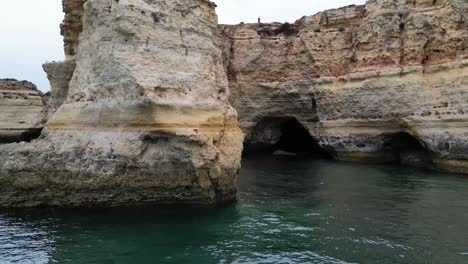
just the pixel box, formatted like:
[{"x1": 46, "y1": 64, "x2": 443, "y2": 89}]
[
  {"x1": 383, "y1": 132, "x2": 432, "y2": 168},
  {"x1": 244, "y1": 117, "x2": 331, "y2": 158}
]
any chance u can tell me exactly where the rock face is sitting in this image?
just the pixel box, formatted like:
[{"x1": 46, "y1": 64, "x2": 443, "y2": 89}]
[
  {"x1": 0, "y1": 0, "x2": 243, "y2": 207},
  {"x1": 43, "y1": 60, "x2": 76, "y2": 109},
  {"x1": 0, "y1": 79, "x2": 47, "y2": 144},
  {"x1": 220, "y1": 0, "x2": 468, "y2": 173},
  {"x1": 43, "y1": 0, "x2": 84, "y2": 109}
]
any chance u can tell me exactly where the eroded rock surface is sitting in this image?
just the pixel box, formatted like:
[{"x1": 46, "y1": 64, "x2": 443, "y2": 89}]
[
  {"x1": 0, "y1": 0, "x2": 243, "y2": 207},
  {"x1": 0, "y1": 79, "x2": 47, "y2": 144},
  {"x1": 43, "y1": 60, "x2": 76, "y2": 109},
  {"x1": 220, "y1": 0, "x2": 468, "y2": 173},
  {"x1": 42, "y1": 0, "x2": 84, "y2": 109}
]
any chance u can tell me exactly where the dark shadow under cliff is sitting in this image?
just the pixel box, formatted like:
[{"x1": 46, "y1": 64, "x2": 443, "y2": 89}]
[
  {"x1": 244, "y1": 117, "x2": 332, "y2": 158},
  {"x1": 383, "y1": 132, "x2": 433, "y2": 169}
]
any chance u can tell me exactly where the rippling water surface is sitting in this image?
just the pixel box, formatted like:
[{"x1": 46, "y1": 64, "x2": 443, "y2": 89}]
[{"x1": 1, "y1": 155, "x2": 468, "y2": 263}]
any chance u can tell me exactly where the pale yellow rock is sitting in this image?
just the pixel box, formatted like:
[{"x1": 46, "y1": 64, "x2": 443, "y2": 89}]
[
  {"x1": 0, "y1": 79, "x2": 47, "y2": 144},
  {"x1": 220, "y1": 0, "x2": 468, "y2": 173},
  {"x1": 0, "y1": 0, "x2": 243, "y2": 207}
]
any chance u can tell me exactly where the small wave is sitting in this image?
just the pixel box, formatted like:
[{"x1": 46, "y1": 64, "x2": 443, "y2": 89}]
[
  {"x1": 353, "y1": 237, "x2": 413, "y2": 251},
  {"x1": 304, "y1": 212, "x2": 321, "y2": 216},
  {"x1": 231, "y1": 251, "x2": 357, "y2": 264}
]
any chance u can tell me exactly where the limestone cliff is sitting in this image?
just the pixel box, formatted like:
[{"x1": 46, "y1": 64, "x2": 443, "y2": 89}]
[
  {"x1": 220, "y1": 0, "x2": 468, "y2": 173},
  {"x1": 0, "y1": 79, "x2": 47, "y2": 144},
  {"x1": 43, "y1": 0, "x2": 84, "y2": 109},
  {"x1": 0, "y1": 0, "x2": 243, "y2": 207}
]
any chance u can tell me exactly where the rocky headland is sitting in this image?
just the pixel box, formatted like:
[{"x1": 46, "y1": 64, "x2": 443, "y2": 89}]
[
  {"x1": 0, "y1": 0, "x2": 467, "y2": 207},
  {"x1": 219, "y1": 0, "x2": 468, "y2": 173}
]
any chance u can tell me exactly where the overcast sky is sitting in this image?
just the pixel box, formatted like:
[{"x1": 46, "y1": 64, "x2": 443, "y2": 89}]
[{"x1": 0, "y1": 0, "x2": 365, "y2": 92}]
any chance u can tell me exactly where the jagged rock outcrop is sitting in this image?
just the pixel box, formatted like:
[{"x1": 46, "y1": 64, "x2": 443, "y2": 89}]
[
  {"x1": 43, "y1": 60, "x2": 76, "y2": 109},
  {"x1": 0, "y1": 0, "x2": 243, "y2": 207},
  {"x1": 61, "y1": 0, "x2": 87, "y2": 59},
  {"x1": 0, "y1": 79, "x2": 47, "y2": 144},
  {"x1": 220, "y1": 0, "x2": 468, "y2": 173},
  {"x1": 43, "y1": 0, "x2": 84, "y2": 109}
]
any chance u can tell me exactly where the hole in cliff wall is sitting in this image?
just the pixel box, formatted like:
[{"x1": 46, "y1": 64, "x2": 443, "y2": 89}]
[
  {"x1": 244, "y1": 117, "x2": 331, "y2": 158},
  {"x1": 383, "y1": 132, "x2": 432, "y2": 168}
]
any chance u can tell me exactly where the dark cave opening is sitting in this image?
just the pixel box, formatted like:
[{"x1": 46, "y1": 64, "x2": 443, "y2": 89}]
[
  {"x1": 383, "y1": 132, "x2": 432, "y2": 168},
  {"x1": 244, "y1": 117, "x2": 332, "y2": 158},
  {"x1": 277, "y1": 118, "x2": 320, "y2": 153},
  {"x1": 0, "y1": 128, "x2": 43, "y2": 144}
]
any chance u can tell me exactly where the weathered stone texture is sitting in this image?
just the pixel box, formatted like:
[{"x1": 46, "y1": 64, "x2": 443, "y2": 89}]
[
  {"x1": 42, "y1": 0, "x2": 85, "y2": 110},
  {"x1": 43, "y1": 60, "x2": 76, "y2": 109},
  {"x1": 0, "y1": 79, "x2": 47, "y2": 144},
  {"x1": 61, "y1": 0, "x2": 87, "y2": 58},
  {"x1": 0, "y1": 0, "x2": 243, "y2": 207},
  {"x1": 220, "y1": 0, "x2": 468, "y2": 173}
]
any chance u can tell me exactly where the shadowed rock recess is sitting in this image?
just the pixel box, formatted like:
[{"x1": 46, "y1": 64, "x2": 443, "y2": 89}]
[
  {"x1": 219, "y1": 0, "x2": 468, "y2": 173},
  {"x1": 0, "y1": 0, "x2": 243, "y2": 207}
]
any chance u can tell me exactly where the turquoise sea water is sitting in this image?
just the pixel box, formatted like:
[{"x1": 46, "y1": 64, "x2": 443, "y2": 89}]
[{"x1": 1, "y1": 155, "x2": 468, "y2": 264}]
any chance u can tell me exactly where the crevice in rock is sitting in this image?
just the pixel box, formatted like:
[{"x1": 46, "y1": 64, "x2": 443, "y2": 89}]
[
  {"x1": 349, "y1": 26, "x2": 359, "y2": 68},
  {"x1": 310, "y1": 98, "x2": 319, "y2": 122},
  {"x1": 219, "y1": 27, "x2": 238, "y2": 82},
  {"x1": 151, "y1": 12, "x2": 160, "y2": 23},
  {"x1": 215, "y1": 108, "x2": 228, "y2": 147},
  {"x1": 179, "y1": 30, "x2": 189, "y2": 55},
  {"x1": 227, "y1": 40, "x2": 237, "y2": 82},
  {"x1": 421, "y1": 36, "x2": 431, "y2": 66},
  {"x1": 398, "y1": 12, "x2": 408, "y2": 66}
]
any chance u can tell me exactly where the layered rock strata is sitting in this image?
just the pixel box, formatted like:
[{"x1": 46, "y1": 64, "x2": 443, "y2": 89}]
[
  {"x1": 220, "y1": 0, "x2": 468, "y2": 173},
  {"x1": 0, "y1": 79, "x2": 47, "y2": 144},
  {"x1": 0, "y1": 0, "x2": 243, "y2": 207}
]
